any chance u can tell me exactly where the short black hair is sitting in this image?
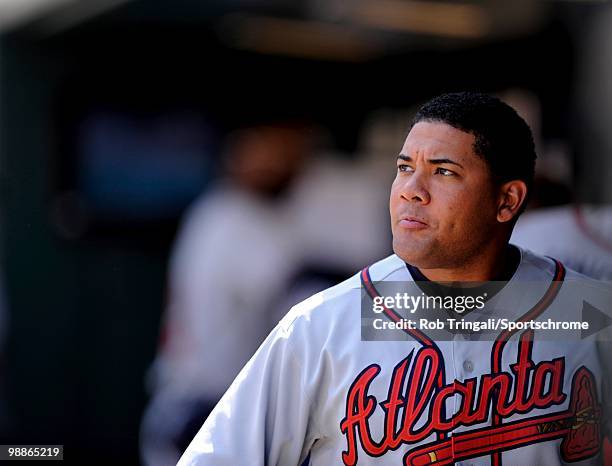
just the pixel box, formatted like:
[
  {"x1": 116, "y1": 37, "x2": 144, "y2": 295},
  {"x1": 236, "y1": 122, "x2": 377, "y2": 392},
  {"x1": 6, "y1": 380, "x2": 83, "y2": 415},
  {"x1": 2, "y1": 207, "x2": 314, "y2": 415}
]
[{"x1": 412, "y1": 92, "x2": 537, "y2": 192}]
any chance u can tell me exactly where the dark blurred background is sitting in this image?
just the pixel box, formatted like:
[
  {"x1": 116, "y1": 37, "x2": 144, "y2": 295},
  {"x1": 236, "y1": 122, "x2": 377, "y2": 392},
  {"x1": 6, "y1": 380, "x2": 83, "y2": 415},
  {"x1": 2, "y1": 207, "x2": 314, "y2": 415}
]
[{"x1": 0, "y1": 0, "x2": 611, "y2": 464}]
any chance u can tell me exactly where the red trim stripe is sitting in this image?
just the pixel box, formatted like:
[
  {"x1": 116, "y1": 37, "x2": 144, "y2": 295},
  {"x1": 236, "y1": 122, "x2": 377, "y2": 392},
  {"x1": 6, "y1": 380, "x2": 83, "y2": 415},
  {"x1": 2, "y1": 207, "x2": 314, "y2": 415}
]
[
  {"x1": 490, "y1": 258, "x2": 566, "y2": 466},
  {"x1": 360, "y1": 266, "x2": 447, "y2": 440},
  {"x1": 361, "y1": 268, "x2": 435, "y2": 347}
]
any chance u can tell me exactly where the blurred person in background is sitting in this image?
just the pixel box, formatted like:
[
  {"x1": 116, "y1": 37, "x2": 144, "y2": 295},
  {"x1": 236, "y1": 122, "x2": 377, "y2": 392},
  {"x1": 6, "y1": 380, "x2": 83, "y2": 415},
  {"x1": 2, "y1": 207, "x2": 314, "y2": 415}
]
[
  {"x1": 267, "y1": 110, "x2": 399, "y2": 321},
  {"x1": 140, "y1": 113, "x2": 396, "y2": 464},
  {"x1": 508, "y1": 8, "x2": 612, "y2": 281},
  {"x1": 512, "y1": 205, "x2": 612, "y2": 279},
  {"x1": 140, "y1": 121, "x2": 311, "y2": 466},
  {"x1": 504, "y1": 87, "x2": 612, "y2": 279}
]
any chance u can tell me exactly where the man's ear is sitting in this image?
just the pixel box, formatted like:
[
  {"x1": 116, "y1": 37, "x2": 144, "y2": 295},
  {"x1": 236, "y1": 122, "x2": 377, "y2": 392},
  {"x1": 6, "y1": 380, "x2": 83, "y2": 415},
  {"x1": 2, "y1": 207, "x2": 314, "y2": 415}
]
[{"x1": 497, "y1": 180, "x2": 528, "y2": 223}]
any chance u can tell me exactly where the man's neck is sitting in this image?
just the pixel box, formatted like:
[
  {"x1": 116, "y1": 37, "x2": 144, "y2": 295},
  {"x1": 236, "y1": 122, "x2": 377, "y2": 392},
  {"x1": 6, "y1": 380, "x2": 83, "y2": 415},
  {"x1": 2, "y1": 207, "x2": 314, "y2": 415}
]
[{"x1": 415, "y1": 243, "x2": 519, "y2": 282}]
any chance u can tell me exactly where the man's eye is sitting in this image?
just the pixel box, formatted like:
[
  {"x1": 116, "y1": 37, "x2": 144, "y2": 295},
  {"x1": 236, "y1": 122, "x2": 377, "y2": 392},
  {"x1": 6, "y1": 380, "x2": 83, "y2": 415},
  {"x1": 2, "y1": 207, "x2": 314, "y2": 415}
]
[
  {"x1": 435, "y1": 167, "x2": 455, "y2": 176},
  {"x1": 398, "y1": 164, "x2": 413, "y2": 173}
]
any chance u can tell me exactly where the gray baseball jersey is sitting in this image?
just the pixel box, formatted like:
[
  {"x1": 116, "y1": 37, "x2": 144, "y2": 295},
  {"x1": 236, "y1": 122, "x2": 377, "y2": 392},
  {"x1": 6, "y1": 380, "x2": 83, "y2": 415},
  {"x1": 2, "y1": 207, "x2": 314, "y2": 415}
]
[{"x1": 178, "y1": 247, "x2": 612, "y2": 465}]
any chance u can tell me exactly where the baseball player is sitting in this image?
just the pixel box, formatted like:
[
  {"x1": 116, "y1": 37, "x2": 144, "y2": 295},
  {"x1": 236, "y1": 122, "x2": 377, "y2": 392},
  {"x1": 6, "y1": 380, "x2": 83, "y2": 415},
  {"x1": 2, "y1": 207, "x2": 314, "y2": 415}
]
[
  {"x1": 178, "y1": 92, "x2": 612, "y2": 465},
  {"x1": 512, "y1": 203, "x2": 612, "y2": 279}
]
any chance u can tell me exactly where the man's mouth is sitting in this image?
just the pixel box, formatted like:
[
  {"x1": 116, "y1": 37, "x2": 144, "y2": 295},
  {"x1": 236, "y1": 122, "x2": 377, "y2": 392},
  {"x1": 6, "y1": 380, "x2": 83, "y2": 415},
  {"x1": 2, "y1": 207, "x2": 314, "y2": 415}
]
[{"x1": 398, "y1": 216, "x2": 428, "y2": 230}]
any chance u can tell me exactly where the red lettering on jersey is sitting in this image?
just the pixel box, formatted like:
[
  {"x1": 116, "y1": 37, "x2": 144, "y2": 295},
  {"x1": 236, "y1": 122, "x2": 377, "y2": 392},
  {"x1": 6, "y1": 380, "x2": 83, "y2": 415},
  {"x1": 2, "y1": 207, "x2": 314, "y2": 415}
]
[
  {"x1": 340, "y1": 332, "x2": 570, "y2": 466},
  {"x1": 340, "y1": 364, "x2": 381, "y2": 464}
]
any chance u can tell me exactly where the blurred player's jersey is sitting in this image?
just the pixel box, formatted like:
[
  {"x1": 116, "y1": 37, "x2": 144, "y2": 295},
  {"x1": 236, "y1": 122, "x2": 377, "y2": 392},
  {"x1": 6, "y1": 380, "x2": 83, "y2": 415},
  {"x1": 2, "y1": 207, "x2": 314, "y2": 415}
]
[
  {"x1": 155, "y1": 185, "x2": 300, "y2": 399},
  {"x1": 512, "y1": 204, "x2": 612, "y2": 280}
]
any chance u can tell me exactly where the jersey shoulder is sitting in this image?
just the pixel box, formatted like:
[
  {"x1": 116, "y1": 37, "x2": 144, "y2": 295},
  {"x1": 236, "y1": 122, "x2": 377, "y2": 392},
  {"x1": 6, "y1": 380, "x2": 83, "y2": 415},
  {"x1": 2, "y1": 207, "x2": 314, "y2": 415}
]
[{"x1": 515, "y1": 244, "x2": 598, "y2": 282}]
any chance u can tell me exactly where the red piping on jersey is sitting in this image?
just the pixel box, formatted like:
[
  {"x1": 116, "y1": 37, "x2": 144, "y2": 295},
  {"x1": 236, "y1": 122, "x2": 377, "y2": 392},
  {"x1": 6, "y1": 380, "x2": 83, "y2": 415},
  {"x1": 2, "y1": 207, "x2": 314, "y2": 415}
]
[
  {"x1": 489, "y1": 258, "x2": 566, "y2": 466},
  {"x1": 361, "y1": 268, "x2": 436, "y2": 346},
  {"x1": 360, "y1": 267, "x2": 448, "y2": 441}
]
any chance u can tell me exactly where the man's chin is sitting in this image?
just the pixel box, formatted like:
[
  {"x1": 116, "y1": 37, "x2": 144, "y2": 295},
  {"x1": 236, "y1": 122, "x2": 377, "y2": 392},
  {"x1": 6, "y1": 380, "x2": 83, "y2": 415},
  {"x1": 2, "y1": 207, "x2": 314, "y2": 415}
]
[{"x1": 392, "y1": 243, "x2": 431, "y2": 267}]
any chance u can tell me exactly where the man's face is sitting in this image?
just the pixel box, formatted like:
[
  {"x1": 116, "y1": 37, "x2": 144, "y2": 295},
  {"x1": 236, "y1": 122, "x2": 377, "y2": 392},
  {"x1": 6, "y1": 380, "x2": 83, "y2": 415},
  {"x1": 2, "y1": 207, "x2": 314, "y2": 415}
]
[{"x1": 390, "y1": 121, "x2": 500, "y2": 269}]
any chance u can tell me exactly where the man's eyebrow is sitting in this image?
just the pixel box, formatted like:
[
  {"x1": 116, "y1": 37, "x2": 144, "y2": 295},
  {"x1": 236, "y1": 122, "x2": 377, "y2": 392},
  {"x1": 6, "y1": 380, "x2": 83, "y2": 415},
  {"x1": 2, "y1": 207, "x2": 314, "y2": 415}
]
[
  {"x1": 397, "y1": 154, "x2": 464, "y2": 168},
  {"x1": 397, "y1": 154, "x2": 464, "y2": 169},
  {"x1": 429, "y1": 158, "x2": 464, "y2": 169}
]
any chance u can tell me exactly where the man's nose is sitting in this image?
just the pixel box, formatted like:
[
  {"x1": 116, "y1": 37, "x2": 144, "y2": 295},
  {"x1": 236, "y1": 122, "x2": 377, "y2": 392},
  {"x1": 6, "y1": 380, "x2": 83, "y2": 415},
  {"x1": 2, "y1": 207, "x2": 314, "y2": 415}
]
[{"x1": 400, "y1": 171, "x2": 431, "y2": 204}]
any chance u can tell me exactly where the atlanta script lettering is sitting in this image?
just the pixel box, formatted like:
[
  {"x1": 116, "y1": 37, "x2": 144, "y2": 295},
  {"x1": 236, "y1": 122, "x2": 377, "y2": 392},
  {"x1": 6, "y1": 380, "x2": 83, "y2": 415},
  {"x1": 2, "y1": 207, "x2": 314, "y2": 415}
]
[{"x1": 340, "y1": 332, "x2": 567, "y2": 465}]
